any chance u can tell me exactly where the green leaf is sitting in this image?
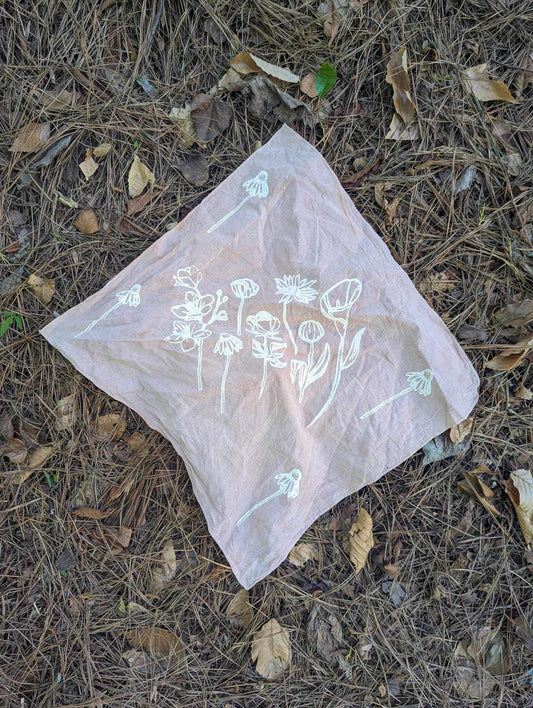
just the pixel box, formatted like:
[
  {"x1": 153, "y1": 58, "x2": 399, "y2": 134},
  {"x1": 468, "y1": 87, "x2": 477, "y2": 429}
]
[
  {"x1": 315, "y1": 62, "x2": 337, "y2": 98},
  {"x1": 118, "y1": 597, "x2": 126, "y2": 613},
  {"x1": 0, "y1": 314, "x2": 14, "y2": 337},
  {"x1": 14, "y1": 314, "x2": 23, "y2": 330}
]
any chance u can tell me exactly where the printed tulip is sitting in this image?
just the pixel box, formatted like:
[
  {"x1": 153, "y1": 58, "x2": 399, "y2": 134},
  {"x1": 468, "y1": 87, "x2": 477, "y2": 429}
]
[
  {"x1": 231, "y1": 278, "x2": 260, "y2": 335},
  {"x1": 290, "y1": 319, "x2": 331, "y2": 402}
]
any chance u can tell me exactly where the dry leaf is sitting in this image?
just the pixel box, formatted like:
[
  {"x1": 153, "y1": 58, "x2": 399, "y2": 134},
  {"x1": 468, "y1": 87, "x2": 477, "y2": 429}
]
[
  {"x1": 125, "y1": 431, "x2": 146, "y2": 452},
  {"x1": 79, "y1": 148, "x2": 99, "y2": 181},
  {"x1": 150, "y1": 541, "x2": 177, "y2": 591},
  {"x1": 10, "y1": 123, "x2": 51, "y2": 153},
  {"x1": 514, "y1": 52, "x2": 533, "y2": 99},
  {"x1": 244, "y1": 75, "x2": 306, "y2": 124},
  {"x1": 515, "y1": 384, "x2": 532, "y2": 400},
  {"x1": 190, "y1": 94, "x2": 232, "y2": 142},
  {"x1": 128, "y1": 154, "x2": 155, "y2": 198},
  {"x1": 300, "y1": 73, "x2": 318, "y2": 98},
  {"x1": 122, "y1": 648, "x2": 150, "y2": 671},
  {"x1": 218, "y1": 67, "x2": 249, "y2": 93},
  {"x1": 386, "y1": 48, "x2": 415, "y2": 125},
  {"x1": 169, "y1": 105, "x2": 195, "y2": 147},
  {"x1": 288, "y1": 542, "x2": 318, "y2": 567},
  {"x1": 458, "y1": 468, "x2": 499, "y2": 516},
  {"x1": 125, "y1": 627, "x2": 185, "y2": 660},
  {"x1": 27, "y1": 445, "x2": 53, "y2": 469},
  {"x1": 37, "y1": 89, "x2": 73, "y2": 111},
  {"x1": 506, "y1": 469, "x2": 533, "y2": 545},
  {"x1": 450, "y1": 418, "x2": 473, "y2": 444},
  {"x1": 420, "y1": 272, "x2": 456, "y2": 294},
  {"x1": 2, "y1": 438, "x2": 27, "y2": 464},
  {"x1": 127, "y1": 190, "x2": 155, "y2": 217},
  {"x1": 93, "y1": 143, "x2": 112, "y2": 158},
  {"x1": 386, "y1": 113, "x2": 419, "y2": 141},
  {"x1": 74, "y1": 506, "x2": 108, "y2": 520},
  {"x1": 251, "y1": 619, "x2": 291, "y2": 679},
  {"x1": 95, "y1": 412, "x2": 126, "y2": 441},
  {"x1": 349, "y1": 508, "x2": 374, "y2": 573},
  {"x1": 230, "y1": 52, "x2": 299, "y2": 84},
  {"x1": 103, "y1": 525, "x2": 132, "y2": 549},
  {"x1": 73, "y1": 208, "x2": 99, "y2": 234},
  {"x1": 55, "y1": 394, "x2": 76, "y2": 431},
  {"x1": 323, "y1": 6, "x2": 341, "y2": 42},
  {"x1": 27, "y1": 273, "x2": 55, "y2": 305},
  {"x1": 494, "y1": 299, "x2": 533, "y2": 328},
  {"x1": 226, "y1": 588, "x2": 254, "y2": 629},
  {"x1": 174, "y1": 154, "x2": 209, "y2": 186},
  {"x1": 464, "y1": 64, "x2": 516, "y2": 103},
  {"x1": 486, "y1": 335, "x2": 533, "y2": 371},
  {"x1": 307, "y1": 605, "x2": 345, "y2": 665}
]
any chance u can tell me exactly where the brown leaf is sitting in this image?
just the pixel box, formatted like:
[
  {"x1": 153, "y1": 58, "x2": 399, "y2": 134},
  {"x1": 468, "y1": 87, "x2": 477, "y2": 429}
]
[
  {"x1": 458, "y1": 468, "x2": 499, "y2": 516},
  {"x1": 506, "y1": 469, "x2": 533, "y2": 545},
  {"x1": 73, "y1": 208, "x2": 99, "y2": 234},
  {"x1": 125, "y1": 627, "x2": 185, "y2": 660},
  {"x1": 384, "y1": 563, "x2": 399, "y2": 578},
  {"x1": 323, "y1": 8, "x2": 341, "y2": 42},
  {"x1": 464, "y1": 64, "x2": 516, "y2": 103},
  {"x1": 10, "y1": 122, "x2": 51, "y2": 153},
  {"x1": 125, "y1": 431, "x2": 147, "y2": 452},
  {"x1": 190, "y1": 94, "x2": 232, "y2": 142},
  {"x1": 485, "y1": 335, "x2": 533, "y2": 371},
  {"x1": 122, "y1": 648, "x2": 150, "y2": 671},
  {"x1": 2, "y1": 438, "x2": 27, "y2": 464},
  {"x1": 150, "y1": 541, "x2": 177, "y2": 591},
  {"x1": 449, "y1": 418, "x2": 473, "y2": 444},
  {"x1": 287, "y1": 542, "x2": 318, "y2": 567},
  {"x1": 218, "y1": 67, "x2": 249, "y2": 93},
  {"x1": 27, "y1": 273, "x2": 55, "y2": 305},
  {"x1": 127, "y1": 190, "x2": 155, "y2": 216},
  {"x1": 349, "y1": 508, "x2": 374, "y2": 573},
  {"x1": 385, "y1": 113, "x2": 419, "y2": 141},
  {"x1": 169, "y1": 105, "x2": 196, "y2": 147},
  {"x1": 251, "y1": 619, "x2": 291, "y2": 679},
  {"x1": 74, "y1": 506, "x2": 109, "y2": 520},
  {"x1": 300, "y1": 73, "x2": 318, "y2": 98},
  {"x1": 307, "y1": 605, "x2": 345, "y2": 665},
  {"x1": 0, "y1": 415, "x2": 14, "y2": 439},
  {"x1": 103, "y1": 525, "x2": 132, "y2": 549},
  {"x1": 37, "y1": 90, "x2": 73, "y2": 111},
  {"x1": 244, "y1": 75, "x2": 306, "y2": 124},
  {"x1": 226, "y1": 588, "x2": 254, "y2": 629},
  {"x1": 55, "y1": 394, "x2": 76, "y2": 431},
  {"x1": 128, "y1": 154, "x2": 155, "y2": 198},
  {"x1": 515, "y1": 384, "x2": 532, "y2": 400},
  {"x1": 494, "y1": 299, "x2": 533, "y2": 328},
  {"x1": 93, "y1": 142, "x2": 112, "y2": 158},
  {"x1": 386, "y1": 48, "x2": 415, "y2": 125},
  {"x1": 27, "y1": 445, "x2": 53, "y2": 469},
  {"x1": 95, "y1": 412, "x2": 126, "y2": 441},
  {"x1": 230, "y1": 52, "x2": 299, "y2": 84},
  {"x1": 174, "y1": 154, "x2": 209, "y2": 186},
  {"x1": 79, "y1": 148, "x2": 99, "y2": 181}
]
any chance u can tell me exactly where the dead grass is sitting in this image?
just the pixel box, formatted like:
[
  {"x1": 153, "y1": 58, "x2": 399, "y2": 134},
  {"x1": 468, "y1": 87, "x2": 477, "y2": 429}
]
[{"x1": 1, "y1": 0, "x2": 532, "y2": 706}]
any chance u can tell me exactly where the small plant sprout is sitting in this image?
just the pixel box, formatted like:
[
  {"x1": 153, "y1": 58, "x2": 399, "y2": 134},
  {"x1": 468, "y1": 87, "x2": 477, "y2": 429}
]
[
  {"x1": 290, "y1": 320, "x2": 331, "y2": 402},
  {"x1": 360, "y1": 369, "x2": 434, "y2": 419},
  {"x1": 236, "y1": 469, "x2": 302, "y2": 526},
  {"x1": 214, "y1": 333, "x2": 243, "y2": 414},
  {"x1": 207, "y1": 171, "x2": 269, "y2": 233},
  {"x1": 0, "y1": 311, "x2": 23, "y2": 337},
  {"x1": 75, "y1": 284, "x2": 141, "y2": 338},
  {"x1": 231, "y1": 278, "x2": 260, "y2": 335}
]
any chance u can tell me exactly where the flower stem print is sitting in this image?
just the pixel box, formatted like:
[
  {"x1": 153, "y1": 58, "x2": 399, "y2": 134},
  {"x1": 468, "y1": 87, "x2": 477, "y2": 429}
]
[
  {"x1": 165, "y1": 266, "x2": 227, "y2": 391},
  {"x1": 247, "y1": 311, "x2": 287, "y2": 399},
  {"x1": 230, "y1": 278, "x2": 260, "y2": 335},
  {"x1": 307, "y1": 278, "x2": 366, "y2": 428},
  {"x1": 290, "y1": 320, "x2": 331, "y2": 402},
  {"x1": 75, "y1": 284, "x2": 141, "y2": 338},
  {"x1": 360, "y1": 369, "x2": 434, "y2": 420},
  {"x1": 236, "y1": 469, "x2": 302, "y2": 526},
  {"x1": 207, "y1": 171, "x2": 269, "y2": 233},
  {"x1": 275, "y1": 275, "x2": 319, "y2": 354},
  {"x1": 214, "y1": 333, "x2": 243, "y2": 414}
]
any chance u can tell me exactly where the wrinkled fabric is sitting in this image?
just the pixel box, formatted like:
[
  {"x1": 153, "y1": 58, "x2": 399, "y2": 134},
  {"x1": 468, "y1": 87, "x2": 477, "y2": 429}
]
[{"x1": 41, "y1": 124, "x2": 479, "y2": 589}]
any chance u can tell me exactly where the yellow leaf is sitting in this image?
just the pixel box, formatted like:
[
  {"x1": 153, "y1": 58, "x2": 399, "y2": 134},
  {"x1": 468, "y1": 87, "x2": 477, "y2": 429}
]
[
  {"x1": 73, "y1": 208, "x2": 99, "y2": 234},
  {"x1": 386, "y1": 48, "x2": 415, "y2": 125},
  {"x1": 95, "y1": 412, "x2": 126, "y2": 441},
  {"x1": 128, "y1": 154, "x2": 155, "y2": 198},
  {"x1": 150, "y1": 541, "x2": 177, "y2": 591},
  {"x1": 230, "y1": 51, "x2": 299, "y2": 84},
  {"x1": 349, "y1": 508, "x2": 373, "y2": 573},
  {"x1": 464, "y1": 64, "x2": 516, "y2": 103},
  {"x1": 10, "y1": 122, "x2": 51, "y2": 153},
  {"x1": 449, "y1": 417, "x2": 473, "y2": 444},
  {"x1": 251, "y1": 619, "x2": 291, "y2": 679},
  {"x1": 300, "y1": 73, "x2": 318, "y2": 98},
  {"x1": 486, "y1": 336, "x2": 533, "y2": 371},
  {"x1": 27, "y1": 273, "x2": 55, "y2": 305},
  {"x1": 93, "y1": 142, "x2": 112, "y2": 158},
  {"x1": 79, "y1": 148, "x2": 99, "y2": 181},
  {"x1": 226, "y1": 588, "x2": 254, "y2": 629},
  {"x1": 506, "y1": 469, "x2": 533, "y2": 545},
  {"x1": 125, "y1": 627, "x2": 185, "y2": 660},
  {"x1": 287, "y1": 542, "x2": 318, "y2": 567}
]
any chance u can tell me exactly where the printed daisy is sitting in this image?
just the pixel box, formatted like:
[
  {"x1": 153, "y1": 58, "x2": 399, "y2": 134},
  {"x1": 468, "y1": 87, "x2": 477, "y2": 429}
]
[{"x1": 275, "y1": 275, "x2": 318, "y2": 354}]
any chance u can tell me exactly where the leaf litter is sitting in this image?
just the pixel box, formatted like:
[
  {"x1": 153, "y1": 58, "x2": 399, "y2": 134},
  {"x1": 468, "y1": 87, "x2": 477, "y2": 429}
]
[{"x1": 251, "y1": 619, "x2": 291, "y2": 679}]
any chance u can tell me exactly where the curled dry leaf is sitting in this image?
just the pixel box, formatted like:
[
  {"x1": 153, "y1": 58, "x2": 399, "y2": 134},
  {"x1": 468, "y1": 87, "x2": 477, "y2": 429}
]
[
  {"x1": 463, "y1": 64, "x2": 516, "y2": 103},
  {"x1": 300, "y1": 73, "x2": 318, "y2": 98},
  {"x1": 128, "y1": 154, "x2": 155, "y2": 198},
  {"x1": 218, "y1": 67, "x2": 249, "y2": 93},
  {"x1": 74, "y1": 506, "x2": 109, "y2": 520},
  {"x1": 55, "y1": 394, "x2": 76, "y2": 431},
  {"x1": 229, "y1": 51, "x2": 299, "y2": 84},
  {"x1": 125, "y1": 627, "x2": 185, "y2": 660},
  {"x1": 93, "y1": 143, "x2": 112, "y2": 158},
  {"x1": 288, "y1": 542, "x2": 318, "y2": 567},
  {"x1": 515, "y1": 384, "x2": 532, "y2": 400},
  {"x1": 2, "y1": 438, "x2": 27, "y2": 464},
  {"x1": 73, "y1": 208, "x2": 99, "y2": 234},
  {"x1": 226, "y1": 588, "x2": 253, "y2": 629},
  {"x1": 169, "y1": 105, "x2": 196, "y2": 147},
  {"x1": 386, "y1": 48, "x2": 415, "y2": 125},
  {"x1": 349, "y1": 508, "x2": 374, "y2": 573},
  {"x1": 150, "y1": 541, "x2": 177, "y2": 592},
  {"x1": 26, "y1": 445, "x2": 53, "y2": 469},
  {"x1": 37, "y1": 89, "x2": 73, "y2": 111},
  {"x1": 494, "y1": 299, "x2": 533, "y2": 328},
  {"x1": 458, "y1": 465, "x2": 499, "y2": 516},
  {"x1": 485, "y1": 335, "x2": 533, "y2": 371},
  {"x1": 190, "y1": 93, "x2": 232, "y2": 142},
  {"x1": 127, "y1": 190, "x2": 155, "y2": 217},
  {"x1": 244, "y1": 75, "x2": 306, "y2": 124},
  {"x1": 95, "y1": 412, "x2": 126, "y2": 441},
  {"x1": 386, "y1": 113, "x2": 419, "y2": 141},
  {"x1": 506, "y1": 469, "x2": 533, "y2": 545},
  {"x1": 79, "y1": 148, "x2": 99, "y2": 181},
  {"x1": 10, "y1": 122, "x2": 51, "y2": 153},
  {"x1": 449, "y1": 417, "x2": 473, "y2": 444},
  {"x1": 251, "y1": 619, "x2": 291, "y2": 679},
  {"x1": 27, "y1": 273, "x2": 55, "y2": 305}
]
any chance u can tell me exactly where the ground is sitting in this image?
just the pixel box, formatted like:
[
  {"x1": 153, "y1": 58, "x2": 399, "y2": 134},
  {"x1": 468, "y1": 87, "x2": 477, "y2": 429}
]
[{"x1": 0, "y1": 1, "x2": 532, "y2": 706}]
